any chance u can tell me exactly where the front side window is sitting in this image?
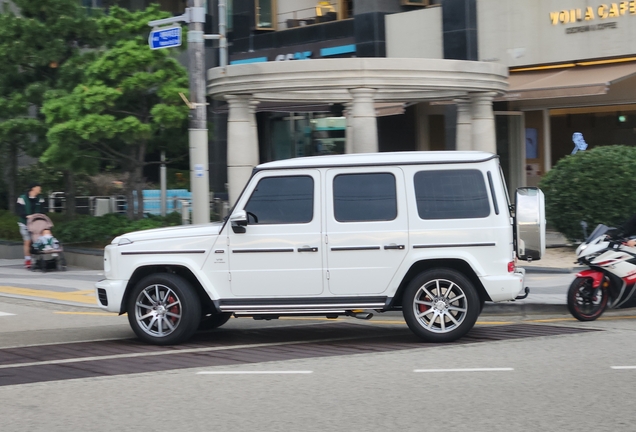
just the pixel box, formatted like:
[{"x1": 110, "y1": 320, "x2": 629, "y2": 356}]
[
  {"x1": 333, "y1": 173, "x2": 397, "y2": 222},
  {"x1": 414, "y1": 169, "x2": 490, "y2": 219},
  {"x1": 244, "y1": 175, "x2": 314, "y2": 224}
]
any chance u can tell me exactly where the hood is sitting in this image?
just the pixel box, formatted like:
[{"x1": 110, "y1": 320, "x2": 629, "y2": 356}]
[{"x1": 112, "y1": 222, "x2": 223, "y2": 245}]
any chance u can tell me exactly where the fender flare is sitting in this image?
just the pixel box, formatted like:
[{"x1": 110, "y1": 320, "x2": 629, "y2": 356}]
[{"x1": 576, "y1": 269, "x2": 605, "y2": 288}]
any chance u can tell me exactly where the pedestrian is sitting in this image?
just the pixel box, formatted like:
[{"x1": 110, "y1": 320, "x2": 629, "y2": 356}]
[{"x1": 16, "y1": 183, "x2": 45, "y2": 269}]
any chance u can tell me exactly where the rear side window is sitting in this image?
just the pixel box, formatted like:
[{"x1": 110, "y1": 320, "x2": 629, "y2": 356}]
[
  {"x1": 333, "y1": 173, "x2": 397, "y2": 222},
  {"x1": 244, "y1": 176, "x2": 314, "y2": 224},
  {"x1": 414, "y1": 169, "x2": 490, "y2": 219}
]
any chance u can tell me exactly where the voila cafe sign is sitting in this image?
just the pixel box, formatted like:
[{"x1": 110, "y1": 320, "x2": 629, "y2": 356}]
[{"x1": 550, "y1": 2, "x2": 636, "y2": 33}]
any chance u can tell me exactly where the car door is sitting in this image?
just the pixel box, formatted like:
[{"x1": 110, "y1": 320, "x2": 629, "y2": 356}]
[
  {"x1": 325, "y1": 167, "x2": 408, "y2": 295},
  {"x1": 227, "y1": 170, "x2": 323, "y2": 297}
]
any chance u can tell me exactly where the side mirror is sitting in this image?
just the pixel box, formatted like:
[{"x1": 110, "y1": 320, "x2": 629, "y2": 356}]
[{"x1": 230, "y1": 210, "x2": 247, "y2": 233}]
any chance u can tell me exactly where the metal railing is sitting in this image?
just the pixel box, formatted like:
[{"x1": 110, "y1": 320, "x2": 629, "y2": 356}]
[{"x1": 46, "y1": 192, "x2": 229, "y2": 224}]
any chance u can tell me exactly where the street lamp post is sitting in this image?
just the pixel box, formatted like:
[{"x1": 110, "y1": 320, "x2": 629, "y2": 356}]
[
  {"x1": 148, "y1": 1, "x2": 227, "y2": 225},
  {"x1": 187, "y1": 0, "x2": 210, "y2": 225}
]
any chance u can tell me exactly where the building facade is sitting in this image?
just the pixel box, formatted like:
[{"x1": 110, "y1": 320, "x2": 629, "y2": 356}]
[{"x1": 208, "y1": 0, "x2": 636, "y2": 197}]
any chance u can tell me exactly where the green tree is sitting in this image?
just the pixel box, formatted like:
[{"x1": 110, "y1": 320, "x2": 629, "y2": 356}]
[
  {"x1": 0, "y1": 0, "x2": 101, "y2": 212},
  {"x1": 42, "y1": 5, "x2": 190, "y2": 219}
]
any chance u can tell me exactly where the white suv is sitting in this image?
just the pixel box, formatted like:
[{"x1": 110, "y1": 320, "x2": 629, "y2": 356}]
[{"x1": 96, "y1": 151, "x2": 545, "y2": 345}]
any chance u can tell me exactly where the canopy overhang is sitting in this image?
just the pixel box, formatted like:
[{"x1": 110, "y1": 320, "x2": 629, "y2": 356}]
[{"x1": 502, "y1": 62, "x2": 636, "y2": 101}]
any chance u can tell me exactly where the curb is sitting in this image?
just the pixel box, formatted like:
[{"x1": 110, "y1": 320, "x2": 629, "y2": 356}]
[
  {"x1": 522, "y1": 266, "x2": 585, "y2": 274},
  {"x1": 482, "y1": 303, "x2": 567, "y2": 314}
]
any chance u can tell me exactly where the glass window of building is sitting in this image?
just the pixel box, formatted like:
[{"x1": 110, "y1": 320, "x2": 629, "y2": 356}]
[{"x1": 255, "y1": 0, "x2": 276, "y2": 30}]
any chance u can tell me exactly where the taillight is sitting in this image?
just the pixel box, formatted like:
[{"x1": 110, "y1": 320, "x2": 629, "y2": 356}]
[{"x1": 508, "y1": 261, "x2": 515, "y2": 273}]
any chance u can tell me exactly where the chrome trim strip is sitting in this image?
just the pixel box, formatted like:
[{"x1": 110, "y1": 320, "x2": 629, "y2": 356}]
[
  {"x1": 233, "y1": 309, "x2": 347, "y2": 315},
  {"x1": 232, "y1": 248, "x2": 295, "y2": 253},
  {"x1": 220, "y1": 303, "x2": 386, "y2": 311},
  {"x1": 413, "y1": 242, "x2": 496, "y2": 249},
  {"x1": 121, "y1": 250, "x2": 206, "y2": 255},
  {"x1": 331, "y1": 246, "x2": 381, "y2": 251}
]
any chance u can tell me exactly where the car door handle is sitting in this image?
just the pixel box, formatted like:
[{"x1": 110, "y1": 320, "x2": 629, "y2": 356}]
[
  {"x1": 298, "y1": 246, "x2": 319, "y2": 252},
  {"x1": 384, "y1": 244, "x2": 405, "y2": 250}
]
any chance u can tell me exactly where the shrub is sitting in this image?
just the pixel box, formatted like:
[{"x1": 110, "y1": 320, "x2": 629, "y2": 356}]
[
  {"x1": 539, "y1": 145, "x2": 636, "y2": 241},
  {"x1": 0, "y1": 210, "x2": 21, "y2": 242},
  {"x1": 0, "y1": 211, "x2": 183, "y2": 247},
  {"x1": 52, "y1": 213, "x2": 182, "y2": 246}
]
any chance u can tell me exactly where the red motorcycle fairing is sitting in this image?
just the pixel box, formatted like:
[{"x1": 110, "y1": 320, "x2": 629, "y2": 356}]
[{"x1": 576, "y1": 269, "x2": 605, "y2": 288}]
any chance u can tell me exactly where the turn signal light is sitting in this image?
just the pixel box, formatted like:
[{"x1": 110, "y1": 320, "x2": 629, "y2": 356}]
[{"x1": 508, "y1": 261, "x2": 515, "y2": 273}]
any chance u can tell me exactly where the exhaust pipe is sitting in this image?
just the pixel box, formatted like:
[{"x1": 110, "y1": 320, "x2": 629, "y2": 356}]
[{"x1": 346, "y1": 310, "x2": 374, "y2": 320}]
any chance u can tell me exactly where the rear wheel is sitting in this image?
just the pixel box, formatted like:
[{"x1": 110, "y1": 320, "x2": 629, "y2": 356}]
[
  {"x1": 402, "y1": 269, "x2": 480, "y2": 343},
  {"x1": 127, "y1": 273, "x2": 201, "y2": 345},
  {"x1": 567, "y1": 277, "x2": 608, "y2": 321}
]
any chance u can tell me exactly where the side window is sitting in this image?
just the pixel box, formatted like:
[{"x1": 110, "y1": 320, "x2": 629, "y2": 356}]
[
  {"x1": 414, "y1": 169, "x2": 490, "y2": 219},
  {"x1": 244, "y1": 176, "x2": 314, "y2": 224},
  {"x1": 333, "y1": 173, "x2": 397, "y2": 222}
]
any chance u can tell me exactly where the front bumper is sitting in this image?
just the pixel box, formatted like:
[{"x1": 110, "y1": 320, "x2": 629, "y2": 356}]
[
  {"x1": 481, "y1": 268, "x2": 526, "y2": 302},
  {"x1": 95, "y1": 279, "x2": 128, "y2": 313}
]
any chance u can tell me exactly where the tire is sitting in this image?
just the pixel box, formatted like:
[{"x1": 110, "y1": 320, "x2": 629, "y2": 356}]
[
  {"x1": 402, "y1": 269, "x2": 480, "y2": 343},
  {"x1": 127, "y1": 273, "x2": 201, "y2": 345},
  {"x1": 567, "y1": 277, "x2": 608, "y2": 321},
  {"x1": 198, "y1": 312, "x2": 232, "y2": 331}
]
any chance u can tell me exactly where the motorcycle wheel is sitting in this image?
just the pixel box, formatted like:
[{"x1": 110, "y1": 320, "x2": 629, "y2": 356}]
[{"x1": 567, "y1": 277, "x2": 608, "y2": 321}]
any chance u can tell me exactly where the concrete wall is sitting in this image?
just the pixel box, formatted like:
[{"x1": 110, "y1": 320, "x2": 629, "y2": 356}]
[
  {"x1": 0, "y1": 243, "x2": 104, "y2": 270},
  {"x1": 386, "y1": 7, "x2": 443, "y2": 58},
  {"x1": 478, "y1": 0, "x2": 636, "y2": 67}
]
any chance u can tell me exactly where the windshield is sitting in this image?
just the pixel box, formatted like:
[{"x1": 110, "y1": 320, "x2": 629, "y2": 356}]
[{"x1": 585, "y1": 224, "x2": 610, "y2": 243}]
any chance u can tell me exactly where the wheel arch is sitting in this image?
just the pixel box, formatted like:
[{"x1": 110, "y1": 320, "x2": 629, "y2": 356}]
[
  {"x1": 120, "y1": 265, "x2": 216, "y2": 315},
  {"x1": 389, "y1": 259, "x2": 491, "y2": 309}
]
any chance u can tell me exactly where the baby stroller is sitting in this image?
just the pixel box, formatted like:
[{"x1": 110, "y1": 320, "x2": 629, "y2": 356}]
[{"x1": 27, "y1": 213, "x2": 67, "y2": 272}]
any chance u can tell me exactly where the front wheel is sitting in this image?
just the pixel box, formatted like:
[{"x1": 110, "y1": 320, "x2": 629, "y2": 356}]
[
  {"x1": 567, "y1": 277, "x2": 608, "y2": 321},
  {"x1": 402, "y1": 269, "x2": 480, "y2": 343},
  {"x1": 127, "y1": 273, "x2": 201, "y2": 345}
]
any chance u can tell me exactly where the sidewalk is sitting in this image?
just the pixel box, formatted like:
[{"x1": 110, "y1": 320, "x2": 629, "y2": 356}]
[
  {"x1": 0, "y1": 231, "x2": 583, "y2": 315},
  {"x1": 520, "y1": 230, "x2": 582, "y2": 274}
]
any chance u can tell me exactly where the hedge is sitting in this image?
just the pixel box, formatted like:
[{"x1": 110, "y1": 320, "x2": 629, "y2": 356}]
[
  {"x1": 0, "y1": 211, "x2": 182, "y2": 247},
  {"x1": 539, "y1": 145, "x2": 636, "y2": 241}
]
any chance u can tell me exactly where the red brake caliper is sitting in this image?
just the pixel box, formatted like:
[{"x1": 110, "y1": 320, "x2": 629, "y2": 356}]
[
  {"x1": 418, "y1": 295, "x2": 431, "y2": 313},
  {"x1": 167, "y1": 295, "x2": 179, "y2": 324}
]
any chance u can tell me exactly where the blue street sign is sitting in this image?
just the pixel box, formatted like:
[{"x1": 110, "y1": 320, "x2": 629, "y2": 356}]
[{"x1": 149, "y1": 26, "x2": 182, "y2": 50}]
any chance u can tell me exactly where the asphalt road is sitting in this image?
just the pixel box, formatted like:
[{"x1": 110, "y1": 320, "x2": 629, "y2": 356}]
[{"x1": 1, "y1": 292, "x2": 636, "y2": 432}]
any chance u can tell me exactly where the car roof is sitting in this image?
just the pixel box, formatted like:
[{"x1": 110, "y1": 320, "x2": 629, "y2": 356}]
[{"x1": 256, "y1": 151, "x2": 497, "y2": 170}]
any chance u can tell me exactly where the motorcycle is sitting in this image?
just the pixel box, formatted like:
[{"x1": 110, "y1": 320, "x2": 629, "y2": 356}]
[{"x1": 568, "y1": 224, "x2": 636, "y2": 321}]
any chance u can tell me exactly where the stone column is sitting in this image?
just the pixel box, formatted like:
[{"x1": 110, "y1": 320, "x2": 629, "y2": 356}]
[
  {"x1": 344, "y1": 102, "x2": 353, "y2": 154},
  {"x1": 349, "y1": 88, "x2": 378, "y2": 153},
  {"x1": 455, "y1": 98, "x2": 472, "y2": 151},
  {"x1": 249, "y1": 100, "x2": 260, "y2": 156},
  {"x1": 470, "y1": 92, "x2": 497, "y2": 154},
  {"x1": 226, "y1": 95, "x2": 258, "y2": 206}
]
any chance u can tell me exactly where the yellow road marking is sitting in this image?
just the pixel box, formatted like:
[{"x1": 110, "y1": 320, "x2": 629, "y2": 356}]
[
  {"x1": 280, "y1": 317, "x2": 514, "y2": 325},
  {"x1": 0, "y1": 286, "x2": 97, "y2": 305},
  {"x1": 528, "y1": 317, "x2": 577, "y2": 323},
  {"x1": 54, "y1": 311, "x2": 123, "y2": 316}
]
